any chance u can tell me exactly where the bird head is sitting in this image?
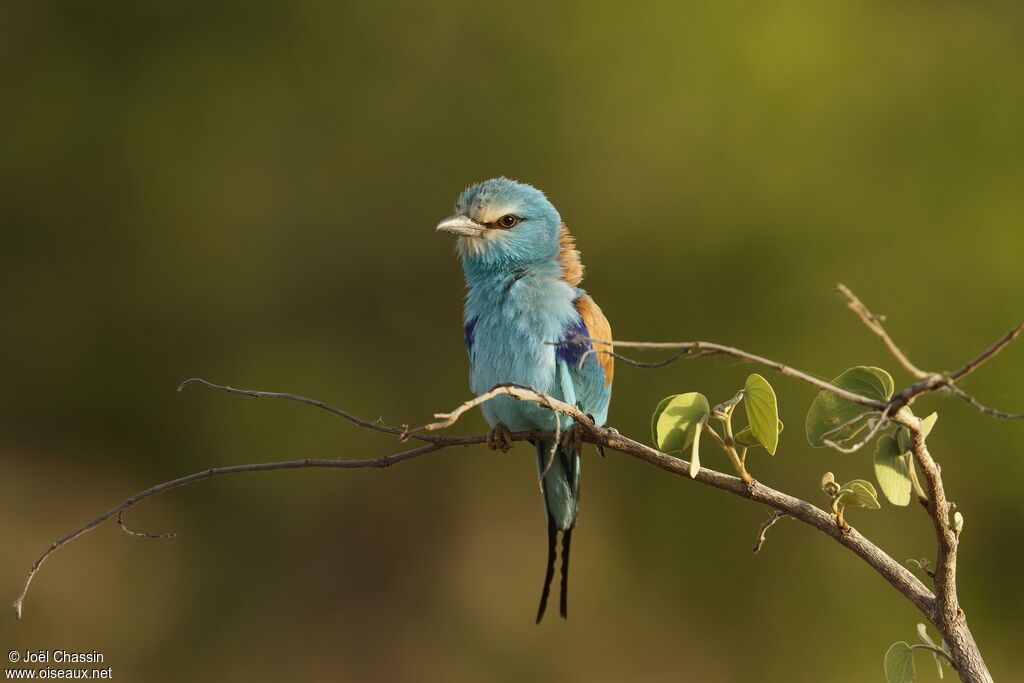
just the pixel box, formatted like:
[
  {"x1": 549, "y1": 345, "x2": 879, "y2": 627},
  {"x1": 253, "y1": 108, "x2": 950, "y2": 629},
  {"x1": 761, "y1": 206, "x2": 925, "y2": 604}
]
[{"x1": 436, "y1": 177, "x2": 562, "y2": 265}]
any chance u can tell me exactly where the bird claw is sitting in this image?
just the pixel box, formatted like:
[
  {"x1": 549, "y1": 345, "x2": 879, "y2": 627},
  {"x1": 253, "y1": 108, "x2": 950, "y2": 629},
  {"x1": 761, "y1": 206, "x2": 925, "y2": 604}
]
[
  {"x1": 560, "y1": 423, "x2": 584, "y2": 455},
  {"x1": 487, "y1": 423, "x2": 513, "y2": 452}
]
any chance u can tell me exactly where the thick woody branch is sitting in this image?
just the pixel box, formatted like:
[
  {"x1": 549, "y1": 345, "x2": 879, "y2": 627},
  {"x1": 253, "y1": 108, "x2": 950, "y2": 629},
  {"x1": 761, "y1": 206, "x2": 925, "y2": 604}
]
[{"x1": 892, "y1": 409, "x2": 991, "y2": 682}]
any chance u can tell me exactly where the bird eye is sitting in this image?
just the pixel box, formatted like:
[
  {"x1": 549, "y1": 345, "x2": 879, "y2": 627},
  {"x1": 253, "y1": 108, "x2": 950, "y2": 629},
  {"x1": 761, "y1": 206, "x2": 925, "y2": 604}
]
[{"x1": 498, "y1": 215, "x2": 519, "y2": 228}]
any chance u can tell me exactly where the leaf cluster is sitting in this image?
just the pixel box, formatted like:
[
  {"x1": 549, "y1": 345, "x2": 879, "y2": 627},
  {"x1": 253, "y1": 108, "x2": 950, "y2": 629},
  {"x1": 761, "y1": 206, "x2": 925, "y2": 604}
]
[{"x1": 651, "y1": 374, "x2": 781, "y2": 482}]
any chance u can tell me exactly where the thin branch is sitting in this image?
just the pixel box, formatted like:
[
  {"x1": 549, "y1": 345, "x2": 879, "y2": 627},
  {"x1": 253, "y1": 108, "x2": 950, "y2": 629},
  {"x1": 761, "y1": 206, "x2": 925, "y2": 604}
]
[
  {"x1": 943, "y1": 382, "x2": 1024, "y2": 420},
  {"x1": 537, "y1": 393, "x2": 561, "y2": 485},
  {"x1": 407, "y1": 382, "x2": 592, "y2": 435},
  {"x1": 910, "y1": 643, "x2": 956, "y2": 665},
  {"x1": 12, "y1": 439, "x2": 500, "y2": 619},
  {"x1": 578, "y1": 346, "x2": 717, "y2": 370},
  {"x1": 835, "y1": 283, "x2": 929, "y2": 379},
  {"x1": 818, "y1": 410, "x2": 873, "y2": 445},
  {"x1": 837, "y1": 291, "x2": 1023, "y2": 421},
  {"x1": 117, "y1": 510, "x2": 176, "y2": 539},
  {"x1": 947, "y1": 320, "x2": 1024, "y2": 382},
  {"x1": 823, "y1": 409, "x2": 893, "y2": 454},
  {"x1": 179, "y1": 378, "x2": 447, "y2": 445},
  {"x1": 570, "y1": 340, "x2": 887, "y2": 410},
  {"x1": 752, "y1": 511, "x2": 788, "y2": 553}
]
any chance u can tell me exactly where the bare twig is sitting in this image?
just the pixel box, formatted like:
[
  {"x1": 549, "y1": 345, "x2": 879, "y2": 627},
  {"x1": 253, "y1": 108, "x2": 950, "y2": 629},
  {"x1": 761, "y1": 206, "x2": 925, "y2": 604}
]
[
  {"x1": 12, "y1": 439, "x2": 509, "y2": 620},
  {"x1": 910, "y1": 643, "x2": 956, "y2": 665},
  {"x1": 817, "y1": 410, "x2": 870, "y2": 439},
  {"x1": 179, "y1": 378, "x2": 457, "y2": 445},
  {"x1": 947, "y1": 320, "x2": 1024, "y2": 382},
  {"x1": 837, "y1": 293, "x2": 1023, "y2": 421},
  {"x1": 752, "y1": 511, "x2": 788, "y2": 553},
  {"x1": 117, "y1": 510, "x2": 176, "y2": 539},
  {"x1": 835, "y1": 283, "x2": 929, "y2": 379},
  {"x1": 578, "y1": 346, "x2": 717, "y2": 370},
  {"x1": 572, "y1": 340, "x2": 888, "y2": 410},
  {"x1": 537, "y1": 393, "x2": 561, "y2": 485},
  {"x1": 823, "y1": 408, "x2": 893, "y2": 454},
  {"x1": 407, "y1": 382, "x2": 592, "y2": 435},
  {"x1": 943, "y1": 382, "x2": 1024, "y2": 420}
]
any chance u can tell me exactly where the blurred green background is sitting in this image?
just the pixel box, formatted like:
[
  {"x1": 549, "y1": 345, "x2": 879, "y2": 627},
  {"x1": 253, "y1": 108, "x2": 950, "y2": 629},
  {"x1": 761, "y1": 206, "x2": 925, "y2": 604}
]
[{"x1": 2, "y1": 1, "x2": 1022, "y2": 681}]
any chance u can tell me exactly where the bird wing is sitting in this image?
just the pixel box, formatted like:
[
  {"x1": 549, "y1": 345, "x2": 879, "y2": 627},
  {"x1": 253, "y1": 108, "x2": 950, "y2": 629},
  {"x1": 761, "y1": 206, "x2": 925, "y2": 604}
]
[{"x1": 555, "y1": 293, "x2": 613, "y2": 425}]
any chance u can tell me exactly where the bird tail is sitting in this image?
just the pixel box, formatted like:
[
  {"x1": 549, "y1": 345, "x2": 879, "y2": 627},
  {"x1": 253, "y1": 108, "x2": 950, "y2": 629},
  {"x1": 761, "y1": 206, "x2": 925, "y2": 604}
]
[{"x1": 534, "y1": 439, "x2": 580, "y2": 623}]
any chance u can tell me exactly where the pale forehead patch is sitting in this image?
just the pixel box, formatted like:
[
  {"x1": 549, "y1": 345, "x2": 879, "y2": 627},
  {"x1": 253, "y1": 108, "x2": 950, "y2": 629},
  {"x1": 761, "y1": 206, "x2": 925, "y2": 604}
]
[{"x1": 463, "y1": 202, "x2": 518, "y2": 225}]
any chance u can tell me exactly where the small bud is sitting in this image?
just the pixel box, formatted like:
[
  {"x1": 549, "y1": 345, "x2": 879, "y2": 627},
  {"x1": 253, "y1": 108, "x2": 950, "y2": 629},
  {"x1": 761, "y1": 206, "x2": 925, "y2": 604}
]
[
  {"x1": 953, "y1": 511, "x2": 964, "y2": 534},
  {"x1": 820, "y1": 472, "x2": 840, "y2": 496}
]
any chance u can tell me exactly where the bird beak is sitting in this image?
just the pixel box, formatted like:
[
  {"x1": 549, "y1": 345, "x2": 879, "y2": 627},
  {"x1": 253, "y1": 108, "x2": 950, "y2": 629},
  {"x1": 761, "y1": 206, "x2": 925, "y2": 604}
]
[{"x1": 436, "y1": 215, "x2": 485, "y2": 237}]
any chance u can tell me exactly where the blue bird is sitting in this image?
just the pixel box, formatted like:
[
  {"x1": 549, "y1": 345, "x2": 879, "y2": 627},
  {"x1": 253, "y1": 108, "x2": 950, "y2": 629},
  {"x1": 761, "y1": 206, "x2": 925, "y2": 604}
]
[{"x1": 437, "y1": 178, "x2": 614, "y2": 622}]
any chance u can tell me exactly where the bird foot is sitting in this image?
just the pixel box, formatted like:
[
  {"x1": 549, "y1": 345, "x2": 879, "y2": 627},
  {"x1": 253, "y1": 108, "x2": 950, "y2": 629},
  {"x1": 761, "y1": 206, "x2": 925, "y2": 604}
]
[
  {"x1": 486, "y1": 423, "x2": 514, "y2": 452},
  {"x1": 560, "y1": 423, "x2": 584, "y2": 455}
]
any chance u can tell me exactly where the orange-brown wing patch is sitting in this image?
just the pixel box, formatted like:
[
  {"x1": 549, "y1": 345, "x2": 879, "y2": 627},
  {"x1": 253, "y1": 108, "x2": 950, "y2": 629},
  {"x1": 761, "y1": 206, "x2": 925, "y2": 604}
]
[
  {"x1": 558, "y1": 224, "x2": 584, "y2": 287},
  {"x1": 575, "y1": 294, "x2": 614, "y2": 388}
]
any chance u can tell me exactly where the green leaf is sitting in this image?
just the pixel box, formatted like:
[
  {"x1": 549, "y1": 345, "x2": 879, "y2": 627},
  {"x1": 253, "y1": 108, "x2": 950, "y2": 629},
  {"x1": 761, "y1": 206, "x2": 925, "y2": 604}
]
[
  {"x1": 837, "y1": 479, "x2": 881, "y2": 509},
  {"x1": 805, "y1": 366, "x2": 894, "y2": 448},
  {"x1": 734, "y1": 420, "x2": 784, "y2": 449},
  {"x1": 874, "y1": 434, "x2": 912, "y2": 506},
  {"x1": 744, "y1": 374, "x2": 780, "y2": 455},
  {"x1": 652, "y1": 393, "x2": 711, "y2": 453},
  {"x1": 884, "y1": 642, "x2": 916, "y2": 683},
  {"x1": 921, "y1": 412, "x2": 938, "y2": 437}
]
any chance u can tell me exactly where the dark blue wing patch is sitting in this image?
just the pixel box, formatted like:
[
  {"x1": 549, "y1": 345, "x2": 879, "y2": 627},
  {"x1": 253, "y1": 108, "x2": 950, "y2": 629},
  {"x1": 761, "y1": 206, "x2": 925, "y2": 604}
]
[
  {"x1": 464, "y1": 317, "x2": 477, "y2": 350},
  {"x1": 556, "y1": 319, "x2": 592, "y2": 367}
]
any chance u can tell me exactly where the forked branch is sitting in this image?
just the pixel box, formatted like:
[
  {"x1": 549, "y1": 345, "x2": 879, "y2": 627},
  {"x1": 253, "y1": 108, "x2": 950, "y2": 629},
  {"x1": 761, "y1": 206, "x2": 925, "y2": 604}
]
[{"x1": 14, "y1": 286, "x2": 1016, "y2": 683}]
